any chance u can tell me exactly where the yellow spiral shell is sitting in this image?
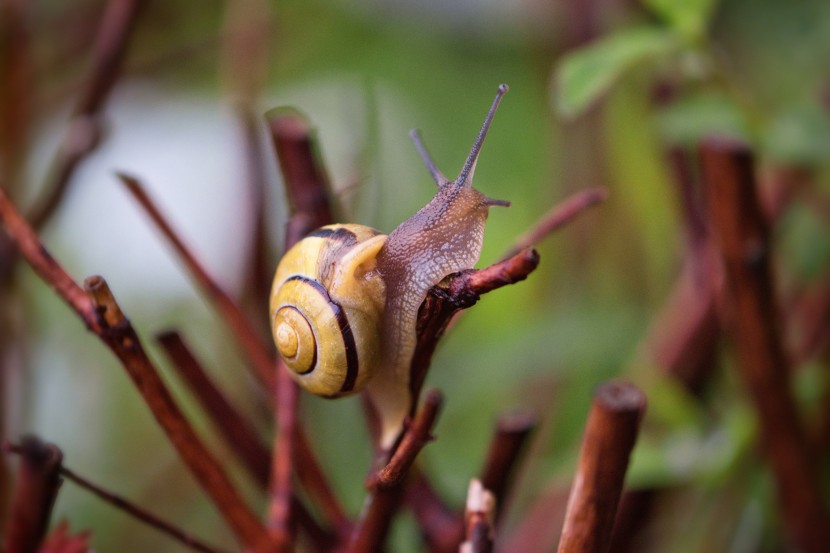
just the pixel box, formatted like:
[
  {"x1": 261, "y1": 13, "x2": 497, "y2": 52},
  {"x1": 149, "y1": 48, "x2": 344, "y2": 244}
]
[{"x1": 270, "y1": 224, "x2": 388, "y2": 397}]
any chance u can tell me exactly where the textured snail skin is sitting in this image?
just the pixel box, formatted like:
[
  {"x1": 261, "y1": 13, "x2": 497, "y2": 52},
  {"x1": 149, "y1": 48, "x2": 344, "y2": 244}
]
[{"x1": 369, "y1": 183, "x2": 497, "y2": 447}]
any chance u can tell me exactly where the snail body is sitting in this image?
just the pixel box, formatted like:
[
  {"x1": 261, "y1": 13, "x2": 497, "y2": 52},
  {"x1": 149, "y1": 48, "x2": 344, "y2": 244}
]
[{"x1": 270, "y1": 85, "x2": 510, "y2": 448}]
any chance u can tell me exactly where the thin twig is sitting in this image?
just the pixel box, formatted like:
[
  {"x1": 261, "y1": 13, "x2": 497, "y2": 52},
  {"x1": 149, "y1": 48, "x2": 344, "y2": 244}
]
[
  {"x1": 267, "y1": 363, "x2": 298, "y2": 550},
  {"x1": 504, "y1": 187, "x2": 607, "y2": 258},
  {"x1": 0, "y1": 194, "x2": 274, "y2": 552},
  {"x1": 293, "y1": 436, "x2": 352, "y2": 537},
  {"x1": 156, "y1": 330, "x2": 271, "y2": 487},
  {"x1": 667, "y1": 147, "x2": 709, "y2": 263},
  {"x1": 116, "y1": 173, "x2": 342, "y2": 533},
  {"x1": 460, "y1": 480, "x2": 495, "y2": 553},
  {"x1": 59, "y1": 464, "x2": 228, "y2": 553},
  {"x1": 4, "y1": 440, "x2": 229, "y2": 553},
  {"x1": 639, "y1": 161, "x2": 720, "y2": 384},
  {"x1": 366, "y1": 390, "x2": 444, "y2": 491},
  {"x1": 0, "y1": 0, "x2": 33, "y2": 188},
  {"x1": 291, "y1": 496, "x2": 336, "y2": 553},
  {"x1": 557, "y1": 381, "x2": 646, "y2": 553},
  {"x1": 237, "y1": 106, "x2": 273, "y2": 321},
  {"x1": 498, "y1": 486, "x2": 570, "y2": 553},
  {"x1": 640, "y1": 260, "x2": 720, "y2": 394},
  {"x1": 220, "y1": 0, "x2": 273, "y2": 326},
  {"x1": 2, "y1": 437, "x2": 64, "y2": 553},
  {"x1": 409, "y1": 248, "x2": 540, "y2": 403},
  {"x1": 406, "y1": 470, "x2": 463, "y2": 553},
  {"x1": 117, "y1": 173, "x2": 275, "y2": 391},
  {"x1": 479, "y1": 411, "x2": 537, "y2": 524},
  {"x1": 610, "y1": 146, "x2": 720, "y2": 551},
  {"x1": 348, "y1": 391, "x2": 444, "y2": 553},
  {"x1": 29, "y1": 0, "x2": 146, "y2": 230},
  {"x1": 83, "y1": 276, "x2": 273, "y2": 552},
  {"x1": 0, "y1": 186, "x2": 100, "y2": 329},
  {"x1": 699, "y1": 137, "x2": 830, "y2": 552},
  {"x1": 267, "y1": 110, "x2": 335, "y2": 239},
  {"x1": 267, "y1": 108, "x2": 352, "y2": 540}
]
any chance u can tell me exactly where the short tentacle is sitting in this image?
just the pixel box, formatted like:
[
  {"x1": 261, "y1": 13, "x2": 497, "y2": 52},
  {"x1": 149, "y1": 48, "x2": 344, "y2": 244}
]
[{"x1": 409, "y1": 129, "x2": 448, "y2": 187}]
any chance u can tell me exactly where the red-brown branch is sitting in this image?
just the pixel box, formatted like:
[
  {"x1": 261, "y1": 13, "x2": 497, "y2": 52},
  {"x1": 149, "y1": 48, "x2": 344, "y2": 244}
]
[
  {"x1": 653, "y1": 147, "x2": 721, "y2": 392},
  {"x1": 557, "y1": 381, "x2": 646, "y2": 553},
  {"x1": 699, "y1": 137, "x2": 830, "y2": 552},
  {"x1": 348, "y1": 391, "x2": 444, "y2": 553},
  {"x1": 267, "y1": 108, "x2": 354, "y2": 542},
  {"x1": 156, "y1": 330, "x2": 271, "y2": 487},
  {"x1": 237, "y1": 106, "x2": 273, "y2": 317},
  {"x1": 479, "y1": 411, "x2": 537, "y2": 523},
  {"x1": 267, "y1": 364, "x2": 298, "y2": 550},
  {"x1": 460, "y1": 480, "x2": 495, "y2": 553},
  {"x1": 0, "y1": 191, "x2": 275, "y2": 551},
  {"x1": 0, "y1": 186, "x2": 100, "y2": 329},
  {"x1": 5, "y1": 440, "x2": 228, "y2": 553},
  {"x1": 366, "y1": 390, "x2": 444, "y2": 491},
  {"x1": 609, "y1": 145, "x2": 720, "y2": 552},
  {"x1": 409, "y1": 248, "x2": 540, "y2": 404},
  {"x1": 117, "y1": 173, "x2": 342, "y2": 534},
  {"x1": 3, "y1": 437, "x2": 63, "y2": 553},
  {"x1": 29, "y1": 0, "x2": 146, "y2": 230},
  {"x1": 59, "y1": 463, "x2": 228, "y2": 553},
  {"x1": 505, "y1": 187, "x2": 607, "y2": 258},
  {"x1": 0, "y1": 0, "x2": 33, "y2": 187},
  {"x1": 406, "y1": 470, "x2": 462, "y2": 553},
  {"x1": 292, "y1": 436, "x2": 352, "y2": 537},
  {"x1": 118, "y1": 173, "x2": 275, "y2": 391},
  {"x1": 83, "y1": 276, "x2": 273, "y2": 552},
  {"x1": 499, "y1": 487, "x2": 570, "y2": 553},
  {"x1": 267, "y1": 111, "x2": 335, "y2": 241}
]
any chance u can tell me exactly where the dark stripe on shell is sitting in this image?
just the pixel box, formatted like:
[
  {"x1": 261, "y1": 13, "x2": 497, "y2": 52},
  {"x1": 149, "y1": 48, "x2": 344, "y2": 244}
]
[
  {"x1": 307, "y1": 227, "x2": 358, "y2": 244},
  {"x1": 285, "y1": 275, "x2": 360, "y2": 393}
]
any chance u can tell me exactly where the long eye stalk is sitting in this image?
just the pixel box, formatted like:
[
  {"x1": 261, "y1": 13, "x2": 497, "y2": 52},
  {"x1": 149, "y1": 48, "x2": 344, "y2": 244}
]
[{"x1": 456, "y1": 83, "x2": 509, "y2": 187}]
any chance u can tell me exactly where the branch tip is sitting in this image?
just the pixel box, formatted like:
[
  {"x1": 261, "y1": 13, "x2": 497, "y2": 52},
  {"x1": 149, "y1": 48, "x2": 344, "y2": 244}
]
[{"x1": 84, "y1": 274, "x2": 125, "y2": 327}]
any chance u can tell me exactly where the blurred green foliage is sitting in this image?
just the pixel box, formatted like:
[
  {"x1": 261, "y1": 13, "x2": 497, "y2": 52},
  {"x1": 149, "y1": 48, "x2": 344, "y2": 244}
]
[{"x1": 4, "y1": 0, "x2": 830, "y2": 551}]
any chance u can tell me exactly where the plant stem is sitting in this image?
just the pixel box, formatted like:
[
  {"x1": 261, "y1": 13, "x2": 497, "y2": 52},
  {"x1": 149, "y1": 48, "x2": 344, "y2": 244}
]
[
  {"x1": 505, "y1": 187, "x2": 608, "y2": 258},
  {"x1": 59, "y1": 463, "x2": 229, "y2": 553},
  {"x1": 700, "y1": 137, "x2": 830, "y2": 552},
  {"x1": 84, "y1": 275, "x2": 274, "y2": 552},
  {"x1": 156, "y1": 330, "x2": 271, "y2": 487},
  {"x1": 2, "y1": 437, "x2": 63, "y2": 553},
  {"x1": 349, "y1": 392, "x2": 444, "y2": 553},
  {"x1": 29, "y1": 0, "x2": 146, "y2": 230},
  {"x1": 479, "y1": 411, "x2": 537, "y2": 524},
  {"x1": 557, "y1": 381, "x2": 646, "y2": 553},
  {"x1": 118, "y1": 173, "x2": 276, "y2": 391}
]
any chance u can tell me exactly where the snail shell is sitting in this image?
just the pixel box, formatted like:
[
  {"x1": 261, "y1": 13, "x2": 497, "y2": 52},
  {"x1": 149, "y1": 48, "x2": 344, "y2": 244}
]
[{"x1": 270, "y1": 224, "x2": 387, "y2": 397}]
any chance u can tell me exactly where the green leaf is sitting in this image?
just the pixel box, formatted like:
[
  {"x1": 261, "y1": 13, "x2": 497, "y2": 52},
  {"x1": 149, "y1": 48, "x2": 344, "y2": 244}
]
[
  {"x1": 645, "y1": 0, "x2": 718, "y2": 39},
  {"x1": 657, "y1": 91, "x2": 751, "y2": 145},
  {"x1": 554, "y1": 26, "x2": 677, "y2": 119},
  {"x1": 761, "y1": 104, "x2": 830, "y2": 164}
]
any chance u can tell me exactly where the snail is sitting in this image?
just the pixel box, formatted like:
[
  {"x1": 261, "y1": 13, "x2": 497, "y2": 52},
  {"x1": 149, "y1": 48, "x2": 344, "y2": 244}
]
[{"x1": 270, "y1": 84, "x2": 510, "y2": 448}]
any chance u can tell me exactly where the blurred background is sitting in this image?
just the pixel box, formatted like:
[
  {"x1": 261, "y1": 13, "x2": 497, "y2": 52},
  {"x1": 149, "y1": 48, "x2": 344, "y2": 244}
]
[{"x1": 1, "y1": 0, "x2": 829, "y2": 551}]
